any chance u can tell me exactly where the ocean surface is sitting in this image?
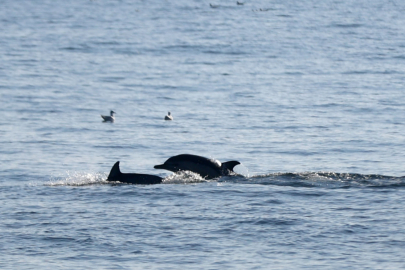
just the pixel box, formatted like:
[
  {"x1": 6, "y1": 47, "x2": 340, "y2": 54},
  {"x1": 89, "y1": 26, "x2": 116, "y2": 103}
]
[{"x1": 2, "y1": 0, "x2": 405, "y2": 269}]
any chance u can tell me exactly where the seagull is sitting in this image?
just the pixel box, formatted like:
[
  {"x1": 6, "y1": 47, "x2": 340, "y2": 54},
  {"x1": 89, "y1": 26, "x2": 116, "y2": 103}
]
[
  {"x1": 165, "y1": 112, "x2": 173, "y2": 121},
  {"x1": 101, "y1": 110, "x2": 116, "y2": 122},
  {"x1": 237, "y1": 1, "x2": 244, "y2": 5}
]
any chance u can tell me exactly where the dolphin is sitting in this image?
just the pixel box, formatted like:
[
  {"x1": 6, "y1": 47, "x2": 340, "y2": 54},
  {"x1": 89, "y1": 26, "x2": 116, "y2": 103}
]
[
  {"x1": 107, "y1": 161, "x2": 163, "y2": 185},
  {"x1": 154, "y1": 154, "x2": 240, "y2": 179}
]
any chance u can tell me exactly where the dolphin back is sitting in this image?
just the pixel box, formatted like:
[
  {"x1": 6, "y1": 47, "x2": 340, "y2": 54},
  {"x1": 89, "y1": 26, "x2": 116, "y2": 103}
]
[
  {"x1": 107, "y1": 161, "x2": 163, "y2": 185},
  {"x1": 154, "y1": 154, "x2": 240, "y2": 179},
  {"x1": 154, "y1": 154, "x2": 222, "y2": 177}
]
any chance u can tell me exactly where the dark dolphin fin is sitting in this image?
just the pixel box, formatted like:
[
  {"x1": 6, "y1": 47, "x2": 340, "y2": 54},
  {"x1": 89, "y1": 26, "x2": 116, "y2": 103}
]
[
  {"x1": 221, "y1": 161, "x2": 241, "y2": 175},
  {"x1": 107, "y1": 161, "x2": 163, "y2": 185},
  {"x1": 107, "y1": 161, "x2": 121, "y2": 181}
]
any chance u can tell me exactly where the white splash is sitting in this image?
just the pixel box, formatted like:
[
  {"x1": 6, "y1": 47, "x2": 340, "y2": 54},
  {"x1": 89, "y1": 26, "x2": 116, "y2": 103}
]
[
  {"x1": 162, "y1": 171, "x2": 208, "y2": 184},
  {"x1": 45, "y1": 171, "x2": 108, "y2": 186}
]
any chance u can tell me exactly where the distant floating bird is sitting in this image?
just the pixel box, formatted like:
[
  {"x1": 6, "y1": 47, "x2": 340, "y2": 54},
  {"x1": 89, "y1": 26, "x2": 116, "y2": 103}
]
[
  {"x1": 165, "y1": 112, "x2": 173, "y2": 121},
  {"x1": 101, "y1": 110, "x2": 116, "y2": 122},
  {"x1": 237, "y1": 1, "x2": 244, "y2": 5},
  {"x1": 210, "y1": 3, "x2": 219, "y2": 8}
]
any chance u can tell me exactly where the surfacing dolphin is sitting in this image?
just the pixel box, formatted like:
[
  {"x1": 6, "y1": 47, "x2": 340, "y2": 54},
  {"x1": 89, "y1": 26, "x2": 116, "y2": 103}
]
[
  {"x1": 107, "y1": 161, "x2": 163, "y2": 185},
  {"x1": 154, "y1": 154, "x2": 240, "y2": 179}
]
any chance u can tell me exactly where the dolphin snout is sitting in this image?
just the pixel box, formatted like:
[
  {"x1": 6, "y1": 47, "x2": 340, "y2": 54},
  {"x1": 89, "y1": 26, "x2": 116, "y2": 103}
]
[{"x1": 154, "y1": 164, "x2": 166, "y2": 169}]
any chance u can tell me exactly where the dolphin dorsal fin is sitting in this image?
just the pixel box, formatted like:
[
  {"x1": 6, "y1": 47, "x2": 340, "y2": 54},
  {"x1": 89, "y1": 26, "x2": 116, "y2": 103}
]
[
  {"x1": 107, "y1": 161, "x2": 121, "y2": 181},
  {"x1": 221, "y1": 161, "x2": 240, "y2": 175}
]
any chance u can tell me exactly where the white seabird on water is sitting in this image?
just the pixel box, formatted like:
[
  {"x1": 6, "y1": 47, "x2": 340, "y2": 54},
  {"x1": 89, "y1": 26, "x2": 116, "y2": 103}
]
[
  {"x1": 165, "y1": 112, "x2": 173, "y2": 121},
  {"x1": 101, "y1": 110, "x2": 116, "y2": 122}
]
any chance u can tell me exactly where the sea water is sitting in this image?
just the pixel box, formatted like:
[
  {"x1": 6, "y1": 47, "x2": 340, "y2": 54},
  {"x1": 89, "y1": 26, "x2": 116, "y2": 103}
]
[{"x1": 1, "y1": 0, "x2": 405, "y2": 269}]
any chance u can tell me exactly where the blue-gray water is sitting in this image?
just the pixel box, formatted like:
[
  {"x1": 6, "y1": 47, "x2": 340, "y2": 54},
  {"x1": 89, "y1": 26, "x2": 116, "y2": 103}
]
[{"x1": 2, "y1": 0, "x2": 405, "y2": 269}]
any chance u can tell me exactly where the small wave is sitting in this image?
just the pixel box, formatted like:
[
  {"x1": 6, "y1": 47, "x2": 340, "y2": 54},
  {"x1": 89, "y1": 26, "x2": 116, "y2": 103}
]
[
  {"x1": 341, "y1": 70, "x2": 369, "y2": 75},
  {"x1": 331, "y1": 23, "x2": 363, "y2": 28},
  {"x1": 44, "y1": 171, "x2": 108, "y2": 186},
  {"x1": 202, "y1": 50, "x2": 247, "y2": 55},
  {"x1": 277, "y1": 14, "x2": 293, "y2": 18},
  {"x1": 237, "y1": 217, "x2": 299, "y2": 226},
  {"x1": 59, "y1": 44, "x2": 93, "y2": 53},
  {"x1": 98, "y1": 76, "x2": 126, "y2": 83},
  {"x1": 91, "y1": 41, "x2": 120, "y2": 46},
  {"x1": 393, "y1": 55, "x2": 405, "y2": 59},
  {"x1": 42, "y1": 170, "x2": 405, "y2": 189},
  {"x1": 284, "y1": 71, "x2": 304, "y2": 76},
  {"x1": 239, "y1": 172, "x2": 405, "y2": 188},
  {"x1": 342, "y1": 70, "x2": 400, "y2": 75}
]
